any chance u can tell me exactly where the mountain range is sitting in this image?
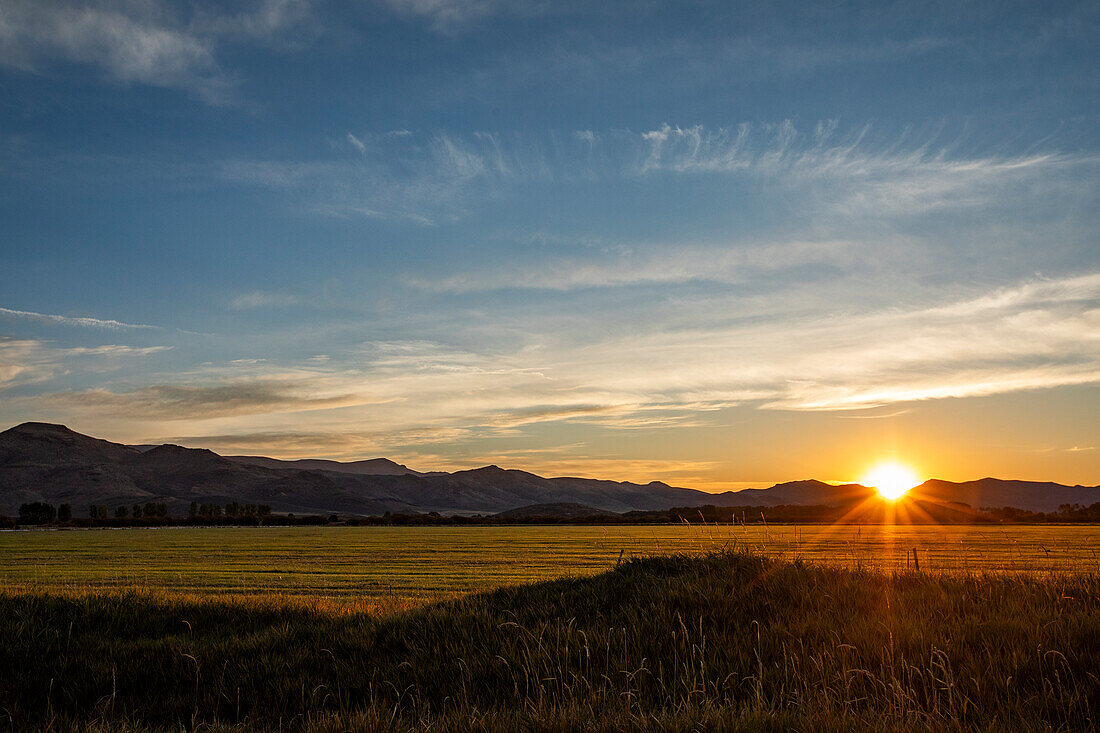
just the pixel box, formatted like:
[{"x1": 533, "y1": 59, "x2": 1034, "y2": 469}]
[{"x1": 1, "y1": 423, "x2": 1096, "y2": 517}]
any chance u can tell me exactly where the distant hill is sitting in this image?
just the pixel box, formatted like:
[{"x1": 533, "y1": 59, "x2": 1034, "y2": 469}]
[
  {"x1": 2, "y1": 422, "x2": 1097, "y2": 517},
  {"x1": 228, "y1": 455, "x2": 428, "y2": 476},
  {"x1": 704, "y1": 479, "x2": 875, "y2": 508},
  {"x1": 0, "y1": 423, "x2": 421, "y2": 517},
  {"x1": 910, "y1": 478, "x2": 1100, "y2": 514},
  {"x1": 495, "y1": 502, "x2": 619, "y2": 519}
]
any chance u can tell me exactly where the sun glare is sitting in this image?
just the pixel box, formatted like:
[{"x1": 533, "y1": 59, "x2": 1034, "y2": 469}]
[{"x1": 861, "y1": 462, "x2": 920, "y2": 501}]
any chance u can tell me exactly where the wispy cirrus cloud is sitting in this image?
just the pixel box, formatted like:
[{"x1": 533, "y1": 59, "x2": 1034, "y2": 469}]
[
  {"x1": 218, "y1": 129, "x2": 513, "y2": 224},
  {"x1": 219, "y1": 122, "x2": 1097, "y2": 228}
]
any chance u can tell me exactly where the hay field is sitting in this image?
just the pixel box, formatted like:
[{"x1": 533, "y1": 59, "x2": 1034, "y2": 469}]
[{"x1": 2, "y1": 524, "x2": 1096, "y2": 611}]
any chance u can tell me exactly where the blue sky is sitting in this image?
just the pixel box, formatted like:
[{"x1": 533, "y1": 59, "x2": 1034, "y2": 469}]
[{"x1": 1, "y1": 0, "x2": 1098, "y2": 487}]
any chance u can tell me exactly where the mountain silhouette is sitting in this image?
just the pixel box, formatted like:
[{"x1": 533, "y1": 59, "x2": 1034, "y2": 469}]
[{"x1": 1, "y1": 423, "x2": 1096, "y2": 517}]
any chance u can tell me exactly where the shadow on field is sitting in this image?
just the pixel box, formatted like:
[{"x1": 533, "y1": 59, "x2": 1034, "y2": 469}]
[{"x1": 1, "y1": 551, "x2": 1097, "y2": 731}]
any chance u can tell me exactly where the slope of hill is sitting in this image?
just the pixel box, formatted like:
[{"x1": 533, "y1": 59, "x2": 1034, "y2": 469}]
[
  {"x1": 705, "y1": 479, "x2": 875, "y2": 507},
  {"x1": 0, "y1": 423, "x2": 420, "y2": 517},
  {"x1": 911, "y1": 478, "x2": 1100, "y2": 514},
  {"x1": 3, "y1": 422, "x2": 1097, "y2": 517},
  {"x1": 227, "y1": 455, "x2": 427, "y2": 476}
]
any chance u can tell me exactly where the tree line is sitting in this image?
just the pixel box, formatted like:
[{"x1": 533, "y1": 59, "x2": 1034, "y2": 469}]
[
  {"x1": 9, "y1": 498, "x2": 1100, "y2": 528},
  {"x1": 10, "y1": 501, "x2": 271, "y2": 527}
]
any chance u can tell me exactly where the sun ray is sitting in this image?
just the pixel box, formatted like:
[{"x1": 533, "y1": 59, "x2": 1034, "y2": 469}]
[{"x1": 861, "y1": 462, "x2": 920, "y2": 501}]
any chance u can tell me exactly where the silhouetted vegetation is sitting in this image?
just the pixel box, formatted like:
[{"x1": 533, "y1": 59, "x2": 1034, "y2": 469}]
[
  {"x1": 5, "y1": 499, "x2": 1100, "y2": 529},
  {"x1": 1, "y1": 551, "x2": 1096, "y2": 731},
  {"x1": 17, "y1": 501, "x2": 55, "y2": 525},
  {"x1": 349, "y1": 500, "x2": 1100, "y2": 526}
]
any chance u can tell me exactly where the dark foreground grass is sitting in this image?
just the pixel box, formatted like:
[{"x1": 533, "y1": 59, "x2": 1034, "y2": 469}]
[{"x1": 1, "y1": 552, "x2": 1097, "y2": 732}]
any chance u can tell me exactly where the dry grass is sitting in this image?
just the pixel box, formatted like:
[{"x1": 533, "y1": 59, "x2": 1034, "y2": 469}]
[
  {"x1": 2, "y1": 524, "x2": 1097, "y2": 609},
  {"x1": 2, "y1": 550, "x2": 1097, "y2": 731}
]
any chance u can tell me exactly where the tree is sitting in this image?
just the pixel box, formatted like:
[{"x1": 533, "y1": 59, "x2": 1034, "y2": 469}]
[
  {"x1": 97, "y1": 505, "x2": 108, "y2": 520},
  {"x1": 57, "y1": 503, "x2": 72, "y2": 522},
  {"x1": 115, "y1": 505, "x2": 128, "y2": 519},
  {"x1": 189, "y1": 501, "x2": 198, "y2": 518},
  {"x1": 19, "y1": 502, "x2": 56, "y2": 525},
  {"x1": 132, "y1": 504, "x2": 143, "y2": 518}
]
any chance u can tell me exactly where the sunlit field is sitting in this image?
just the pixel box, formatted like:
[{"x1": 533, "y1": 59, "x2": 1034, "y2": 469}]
[{"x1": 2, "y1": 524, "x2": 1097, "y2": 612}]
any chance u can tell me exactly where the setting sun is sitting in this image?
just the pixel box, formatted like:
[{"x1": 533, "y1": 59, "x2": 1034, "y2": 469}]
[{"x1": 861, "y1": 462, "x2": 921, "y2": 500}]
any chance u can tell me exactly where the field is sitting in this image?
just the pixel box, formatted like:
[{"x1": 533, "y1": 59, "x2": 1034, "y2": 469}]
[
  {"x1": 2, "y1": 525, "x2": 1099, "y2": 731},
  {"x1": 1, "y1": 524, "x2": 1097, "y2": 611}
]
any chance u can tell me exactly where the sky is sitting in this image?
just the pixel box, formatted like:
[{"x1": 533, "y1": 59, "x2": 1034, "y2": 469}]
[{"x1": 0, "y1": 0, "x2": 1098, "y2": 490}]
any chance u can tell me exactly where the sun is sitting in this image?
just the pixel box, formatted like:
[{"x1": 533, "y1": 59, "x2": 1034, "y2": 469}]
[{"x1": 861, "y1": 461, "x2": 920, "y2": 501}]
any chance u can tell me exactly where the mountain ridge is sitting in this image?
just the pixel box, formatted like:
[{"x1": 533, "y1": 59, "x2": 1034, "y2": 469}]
[{"x1": 1, "y1": 422, "x2": 1096, "y2": 516}]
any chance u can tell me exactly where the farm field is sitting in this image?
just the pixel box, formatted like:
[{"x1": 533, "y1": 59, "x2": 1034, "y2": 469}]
[
  {"x1": 3, "y1": 548, "x2": 1098, "y2": 732},
  {"x1": 2, "y1": 524, "x2": 1097, "y2": 611}
]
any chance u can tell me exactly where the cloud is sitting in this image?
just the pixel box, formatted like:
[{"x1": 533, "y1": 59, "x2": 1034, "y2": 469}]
[
  {"x1": 9, "y1": 271, "x2": 1096, "y2": 480},
  {"x1": 229, "y1": 291, "x2": 300, "y2": 309},
  {"x1": 382, "y1": 0, "x2": 540, "y2": 33},
  {"x1": 267, "y1": 129, "x2": 514, "y2": 223},
  {"x1": 0, "y1": 306, "x2": 158, "y2": 330},
  {"x1": 346, "y1": 133, "x2": 366, "y2": 154},
  {"x1": 407, "y1": 238, "x2": 870, "y2": 293},
  {"x1": 222, "y1": 122, "x2": 1097, "y2": 226},
  {"x1": 626, "y1": 122, "x2": 1096, "y2": 219},
  {"x1": 52, "y1": 379, "x2": 371, "y2": 419},
  {"x1": 577, "y1": 271, "x2": 1100, "y2": 412},
  {"x1": 0, "y1": 0, "x2": 313, "y2": 103},
  {"x1": 191, "y1": 0, "x2": 314, "y2": 44},
  {"x1": 0, "y1": 337, "x2": 169, "y2": 392}
]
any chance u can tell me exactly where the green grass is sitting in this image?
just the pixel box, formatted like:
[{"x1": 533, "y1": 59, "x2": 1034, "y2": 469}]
[
  {"x1": 2, "y1": 525, "x2": 1098, "y2": 612},
  {"x1": 2, "y1": 550, "x2": 1098, "y2": 731}
]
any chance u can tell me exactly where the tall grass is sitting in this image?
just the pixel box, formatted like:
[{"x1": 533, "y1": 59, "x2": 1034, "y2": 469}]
[{"x1": 2, "y1": 551, "x2": 1097, "y2": 731}]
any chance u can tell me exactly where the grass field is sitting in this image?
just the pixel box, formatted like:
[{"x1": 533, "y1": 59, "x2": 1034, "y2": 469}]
[
  {"x1": 1, "y1": 525, "x2": 1098, "y2": 612},
  {"x1": 4, "y1": 525, "x2": 1098, "y2": 730},
  {"x1": 1, "y1": 549, "x2": 1097, "y2": 731}
]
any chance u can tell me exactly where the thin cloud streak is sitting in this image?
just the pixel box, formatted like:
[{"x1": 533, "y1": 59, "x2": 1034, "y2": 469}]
[
  {"x1": 0, "y1": 306, "x2": 158, "y2": 330},
  {"x1": 55, "y1": 380, "x2": 371, "y2": 419},
  {"x1": 229, "y1": 291, "x2": 301, "y2": 309},
  {"x1": 406, "y1": 239, "x2": 870, "y2": 293}
]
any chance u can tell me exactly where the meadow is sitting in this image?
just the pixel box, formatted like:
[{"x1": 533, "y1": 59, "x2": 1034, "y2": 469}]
[
  {"x1": 2, "y1": 549, "x2": 1098, "y2": 732},
  {"x1": 2, "y1": 526, "x2": 1098, "y2": 731},
  {"x1": 1, "y1": 524, "x2": 1097, "y2": 611}
]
